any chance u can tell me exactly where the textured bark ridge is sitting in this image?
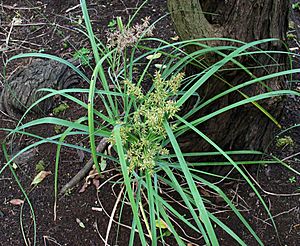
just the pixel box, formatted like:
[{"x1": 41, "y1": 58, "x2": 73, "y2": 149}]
[
  {"x1": 168, "y1": 0, "x2": 288, "y2": 45},
  {"x1": 0, "y1": 59, "x2": 79, "y2": 117},
  {"x1": 167, "y1": 0, "x2": 289, "y2": 152}
]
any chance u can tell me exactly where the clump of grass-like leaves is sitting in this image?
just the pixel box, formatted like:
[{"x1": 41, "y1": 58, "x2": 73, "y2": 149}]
[{"x1": 1, "y1": 0, "x2": 300, "y2": 245}]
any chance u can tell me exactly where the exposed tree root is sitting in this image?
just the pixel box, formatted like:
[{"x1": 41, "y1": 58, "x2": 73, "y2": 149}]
[{"x1": 59, "y1": 138, "x2": 108, "y2": 195}]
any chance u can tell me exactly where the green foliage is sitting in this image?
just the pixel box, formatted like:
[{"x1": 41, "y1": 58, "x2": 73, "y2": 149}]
[
  {"x1": 62, "y1": 42, "x2": 69, "y2": 49},
  {"x1": 292, "y1": 2, "x2": 300, "y2": 10},
  {"x1": 289, "y1": 20, "x2": 296, "y2": 30},
  {"x1": 72, "y1": 47, "x2": 91, "y2": 65},
  {"x1": 2, "y1": 1, "x2": 300, "y2": 245},
  {"x1": 289, "y1": 176, "x2": 296, "y2": 184},
  {"x1": 276, "y1": 136, "x2": 294, "y2": 148},
  {"x1": 52, "y1": 102, "x2": 69, "y2": 115},
  {"x1": 287, "y1": 33, "x2": 297, "y2": 40},
  {"x1": 54, "y1": 124, "x2": 63, "y2": 133},
  {"x1": 2, "y1": 144, "x2": 37, "y2": 245},
  {"x1": 35, "y1": 160, "x2": 45, "y2": 173},
  {"x1": 108, "y1": 18, "x2": 117, "y2": 30}
]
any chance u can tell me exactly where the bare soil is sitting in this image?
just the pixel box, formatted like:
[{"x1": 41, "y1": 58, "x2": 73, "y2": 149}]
[{"x1": 1, "y1": 1, "x2": 300, "y2": 245}]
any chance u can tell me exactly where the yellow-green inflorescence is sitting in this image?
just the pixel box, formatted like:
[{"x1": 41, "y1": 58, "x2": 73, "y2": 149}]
[{"x1": 112, "y1": 71, "x2": 184, "y2": 172}]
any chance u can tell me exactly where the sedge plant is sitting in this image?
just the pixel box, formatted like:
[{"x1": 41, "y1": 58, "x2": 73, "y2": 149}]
[{"x1": 2, "y1": 0, "x2": 300, "y2": 245}]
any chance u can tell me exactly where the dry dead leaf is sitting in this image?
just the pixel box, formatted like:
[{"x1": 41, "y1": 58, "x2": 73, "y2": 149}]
[
  {"x1": 78, "y1": 166, "x2": 101, "y2": 193},
  {"x1": 146, "y1": 53, "x2": 162, "y2": 60},
  {"x1": 76, "y1": 144, "x2": 85, "y2": 162},
  {"x1": 199, "y1": 189, "x2": 211, "y2": 197},
  {"x1": 79, "y1": 181, "x2": 89, "y2": 193},
  {"x1": 9, "y1": 199, "x2": 24, "y2": 206},
  {"x1": 289, "y1": 47, "x2": 299, "y2": 51},
  {"x1": 171, "y1": 36, "x2": 179, "y2": 41},
  {"x1": 88, "y1": 166, "x2": 99, "y2": 178},
  {"x1": 31, "y1": 171, "x2": 52, "y2": 185},
  {"x1": 92, "y1": 179, "x2": 100, "y2": 189},
  {"x1": 154, "y1": 64, "x2": 167, "y2": 69}
]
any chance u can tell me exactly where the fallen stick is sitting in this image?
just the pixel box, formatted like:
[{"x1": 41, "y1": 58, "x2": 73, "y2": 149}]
[{"x1": 59, "y1": 138, "x2": 108, "y2": 195}]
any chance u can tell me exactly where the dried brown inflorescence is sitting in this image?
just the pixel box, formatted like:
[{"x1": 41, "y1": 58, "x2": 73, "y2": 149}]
[{"x1": 106, "y1": 17, "x2": 154, "y2": 52}]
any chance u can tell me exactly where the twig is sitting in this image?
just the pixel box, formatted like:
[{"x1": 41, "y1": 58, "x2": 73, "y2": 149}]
[
  {"x1": 94, "y1": 221, "x2": 109, "y2": 246},
  {"x1": 65, "y1": 4, "x2": 81, "y2": 13},
  {"x1": 263, "y1": 206, "x2": 297, "y2": 222},
  {"x1": 244, "y1": 167, "x2": 300, "y2": 197},
  {"x1": 5, "y1": 19, "x2": 14, "y2": 46},
  {"x1": 105, "y1": 187, "x2": 124, "y2": 246},
  {"x1": 43, "y1": 236, "x2": 63, "y2": 246},
  {"x1": 0, "y1": 4, "x2": 42, "y2": 10},
  {"x1": 1, "y1": 38, "x2": 44, "y2": 47},
  {"x1": 1, "y1": 23, "x2": 47, "y2": 27},
  {"x1": 281, "y1": 152, "x2": 300, "y2": 162},
  {"x1": 96, "y1": 184, "x2": 153, "y2": 240},
  {"x1": 59, "y1": 138, "x2": 108, "y2": 195},
  {"x1": 119, "y1": 0, "x2": 130, "y2": 15}
]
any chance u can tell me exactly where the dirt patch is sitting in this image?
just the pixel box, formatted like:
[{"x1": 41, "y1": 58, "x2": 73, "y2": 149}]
[{"x1": 1, "y1": 1, "x2": 300, "y2": 245}]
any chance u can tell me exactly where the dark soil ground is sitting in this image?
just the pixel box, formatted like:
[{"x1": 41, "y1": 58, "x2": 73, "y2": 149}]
[{"x1": 0, "y1": 1, "x2": 300, "y2": 245}]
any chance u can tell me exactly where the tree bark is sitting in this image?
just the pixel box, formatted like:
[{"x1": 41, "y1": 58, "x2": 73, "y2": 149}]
[{"x1": 167, "y1": 0, "x2": 289, "y2": 153}]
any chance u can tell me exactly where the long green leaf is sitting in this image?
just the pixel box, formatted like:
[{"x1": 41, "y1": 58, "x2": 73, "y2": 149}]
[
  {"x1": 7, "y1": 53, "x2": 89, "y2": 82},
  {"x1": 176, "y1": 115, "x2": 276, "y2": 243},
  {"x1": 2, "y1": 144, "x2": 37, "y2": 246},
  {"x1": 163, "y1": 120, "x2": 219, "y2": 246},
  {"x1": 114, "y1": 125, "x2": 147, "y2": 245}
]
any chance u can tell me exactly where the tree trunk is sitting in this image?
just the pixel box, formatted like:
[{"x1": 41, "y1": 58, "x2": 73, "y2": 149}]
[{"x1": 167, "y1": 0, "x2": 289, "y2": 153}]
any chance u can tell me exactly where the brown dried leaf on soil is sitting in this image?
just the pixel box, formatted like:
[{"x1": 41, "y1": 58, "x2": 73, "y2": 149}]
[
  {"x1": 79, "y1": 167, "x2": 101, "y2": 193},
  {"x1": 31, "y1": 170, "x2": 52, "y2": 185},
  {"x1": 76, "y1": 145, "x2": 85, "y2": 162},
  {"x1": 79, "y1": 181, "x2": 89, "y2": 193},
  {"x1": 9, "y1": 199, "x2": 24, "y2": 206}
]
